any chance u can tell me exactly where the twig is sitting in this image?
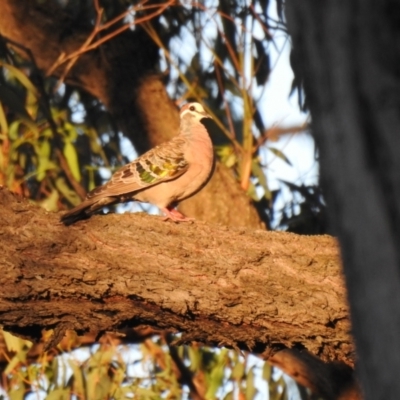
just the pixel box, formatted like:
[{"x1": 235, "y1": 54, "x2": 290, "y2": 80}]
[
  {"x1": 255, "y1": 123, "x2": 309, "y2": 151},
  {"x1": 141, "y1": 21, "x2": 244, "y2": 153},
  {"x1": 55, "y1": 149, "x2": 86, "y2": 200},
  {"x1": 214, "y1": 60, "x2": 236, "y2": 139},
  {"x1": 46, "y1": 0, "x2": 174, "y2": 86}
]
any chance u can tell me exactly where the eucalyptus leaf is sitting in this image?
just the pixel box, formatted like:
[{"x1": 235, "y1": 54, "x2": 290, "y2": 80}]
[
  {"x1": 2, "y1": 330, "x2": 32, "y2": 353},
  {"x1": 245, "y1": 367, "x2": 257, "y2": 400},
  {"x1": 268, "y1": 147, "x2": 292, "y2": 166},
  {"x1": 0, "y1": 102, "x2": 8, "y2": 134},
  {"x1": 45, "y1": 388, "x2": 70, "y2": 400},
  {"x1": 0, "y1": 61, "x2": 39, "y2": 98},
  {"x1": 8, "y1": 387, "x2": 25, "y2": 400},
  {"x1": 55, "y1": 177, "x2": 81, "y2": 206},
  {"x1": 63, "y1": 140, "x2": 81, "y2": 182}
]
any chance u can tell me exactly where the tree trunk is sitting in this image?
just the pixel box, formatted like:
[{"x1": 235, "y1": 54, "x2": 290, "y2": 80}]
[
  {"x1": 0, "y1": 0, "x2": 263, "y2": 228},
  {"x1": 286, "y1": 1, "x2": 400, "y2": 399}
]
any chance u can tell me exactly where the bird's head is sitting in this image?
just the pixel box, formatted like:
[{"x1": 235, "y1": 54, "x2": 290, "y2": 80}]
[{"x1": 180, "y1": 102, "x2": 212, "y2": 122}]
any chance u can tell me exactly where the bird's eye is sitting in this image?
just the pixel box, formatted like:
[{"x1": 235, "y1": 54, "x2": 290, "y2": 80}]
[{"x1": 189, "y1": 105, "x2": 195, "y2": 111}]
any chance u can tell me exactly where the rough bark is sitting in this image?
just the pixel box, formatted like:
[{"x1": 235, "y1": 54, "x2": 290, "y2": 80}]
[
  {"x1": 286, "y1": 1, "x2": 400, "y2": 399},
  {"x1": 0, "y1": 0, "x2": 263, "y2": 228},
  {"x1": 0, "y1": 187, "x2": 350, "y2": 360}
]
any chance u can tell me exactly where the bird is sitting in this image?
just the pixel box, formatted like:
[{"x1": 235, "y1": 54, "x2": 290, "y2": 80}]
[{"x1": 60, "y1": 102, "x2": 215, "y2": 225}]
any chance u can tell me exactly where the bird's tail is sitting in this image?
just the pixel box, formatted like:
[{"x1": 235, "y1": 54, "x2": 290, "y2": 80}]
[{"x1": 60, "y1": 196, "x2": 116, "y2": 225}]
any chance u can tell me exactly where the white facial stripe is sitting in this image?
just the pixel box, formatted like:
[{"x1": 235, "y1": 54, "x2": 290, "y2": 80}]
[{"x1": 180, "y1": 103, "x2": 207, "y2": 120}]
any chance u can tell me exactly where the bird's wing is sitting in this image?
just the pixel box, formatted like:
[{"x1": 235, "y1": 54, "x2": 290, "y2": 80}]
[{"x1": 87, "y1": 136, "x2": 189, "y2": 199}]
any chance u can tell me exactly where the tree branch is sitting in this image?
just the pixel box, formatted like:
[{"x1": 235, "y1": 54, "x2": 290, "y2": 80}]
[{"x1": 0, "y1": 187, "x2": 351, "y2": 365}]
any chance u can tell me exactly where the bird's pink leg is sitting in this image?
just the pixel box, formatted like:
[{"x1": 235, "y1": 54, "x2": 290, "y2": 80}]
[{"x1": 161, "y1": 206, "x2": 194, "y2": 222}]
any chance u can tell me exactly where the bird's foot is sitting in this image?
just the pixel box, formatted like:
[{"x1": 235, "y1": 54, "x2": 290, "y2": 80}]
[{"x1": 161, "y1": 207, "x2": 194, "y2": 222}]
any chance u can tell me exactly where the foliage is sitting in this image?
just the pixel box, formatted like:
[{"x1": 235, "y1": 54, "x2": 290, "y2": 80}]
[
  {"x1": 0, "y1": 58, "x2": 124, "y2": 210},
  {"x1": 0, "y1": 330, "x2": 297, "y2": 400},
  {"x1": 279, "y1": 181, "x2": 328, "y2": 234}
]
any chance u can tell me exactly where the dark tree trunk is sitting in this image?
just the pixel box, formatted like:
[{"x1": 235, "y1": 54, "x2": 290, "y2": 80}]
[{"x1": 286, "y1": 1, "x2": 400, "y2": 398}]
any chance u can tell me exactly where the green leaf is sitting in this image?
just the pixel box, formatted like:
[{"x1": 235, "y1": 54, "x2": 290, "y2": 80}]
[
  {"x1": 223, "y1": 391, "x2": 234, "y2": 400},
  {"x1": 215, "y1": 145, "x2": 237, "y2": 168},
  {"x1": 55, "y1": 177, "x2": 81, "y2": 206},
  {"x1": 9, "y1": 387, "x2": 25, "y2": 400},
  {"x1": 45, "y1": 388, "x2": 70, "y2": 400},
  {"x1": 63, "y1": 122, "x2": 78, "y2": 141},
  {"x1": 251, "y1": 158, "x2": 271, "y2": 200},
  {"x1": 63, "y1": 140, "x2": 81, "y2": 182},
  {"x1": 8, "y1": 120, "x2": 22, "y2": 140},
  {"x1": 109, "y1": 365, "x2": 126, "y2": 398},
  {"x1": 246, "y1": 180, "x2": 259, "y2": 201},
  {"x1": 35, "y1": 140, "x2": 52, "y2": 181},
  {"x1": 262, "y1": 362, "x2": 272, "y2": 382},
  {"x1": 24, "y1": 160, "x2": 57, "y2": 182},
  {"x1": 9, "y1": 118, "x2": 39, "y2": 141},
  {"x1": 27, "y1": 365, "x2": 40, "y2": 390},
  {"x1": 68, "y1": 359, "x2": 85, "y2": 398},
  {"x1": 39, "y1": 189, "x2": 59, "y2": 212},
  {"x1": 245, "y1": 367, "x2": 257, "y2": 400},
  {"x1": 41, "y1": 128, "x2": 53, "y2": 139},
  {"x1": 269, "y1": 370, "x2": 283, "y2": 400},
  {"x1": 268, "y1": 147, "x2": 292, "y2": 166},
  {"x1": 278, "y1": 379, "x2": 288, "y2": 400},
  {"x1": 50, "y1": 357, "x2": 59, "y2": 388},
  {"x1": 86, "y1": 347, "x2": 116, "y2": 400},
  {"x1": 37, "y1": 139, "x2": 51, "y2": 158},
  {"x1": 0, "y1": 61, "x2": 39, "y2": 98},
  {"x1": 26, "y1": 88, "x2": 38, "y2": 120},
  {"x1": 132, "y1": 387, "x2": 159, "y2": 398},
  {"x1": 205, "y1": 350, "x2": 227, "y2": 399},
  {"x1": 224, "y1": 80, "x2": 242, "y2": 97},
  {"x1": 2, "y1": 330, "x2": 32, "y2": 352},
  {"x1": 0, "y1": 102, "x2": 8, "y2": 135},
  {"x1": 86, "y1": 128, "x2": 109, "y2": 165},
  {"x1": 188, "y1": 346, "x2": 201, "y2": 372},
  {"x1": 89, "y1": 372, "x2": 112, "y2": 400},
  {"x1": 85, "y1": 166, "x2": 96, "y2": 192},
  {"x1": 19, "y1": 153, "x2": 26, "y2": 169},
  {"x1": 4, "y1": 354, "x2": 22, "y2": 375},
  {"x1": 231, "y1": 360, "x2": 245, "y2": 380}
]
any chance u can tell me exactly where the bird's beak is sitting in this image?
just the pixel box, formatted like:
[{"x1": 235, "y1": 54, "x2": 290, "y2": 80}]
[{"x1": 201, "y1": 110, "x2": 213, "y2": 120}]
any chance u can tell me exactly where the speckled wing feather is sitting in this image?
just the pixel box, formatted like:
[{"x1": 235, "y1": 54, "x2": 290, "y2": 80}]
[{"x1": 87, "y1": 135, "x2": 189, "y2": 199}]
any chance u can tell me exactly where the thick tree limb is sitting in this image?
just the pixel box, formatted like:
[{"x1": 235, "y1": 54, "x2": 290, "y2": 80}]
[
  {"x1": 0, "y1": 186, "x2": 360, "y2": 397},
  {"x1": 0, "y1": 187, "x2": 350, "y2": 361}
]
